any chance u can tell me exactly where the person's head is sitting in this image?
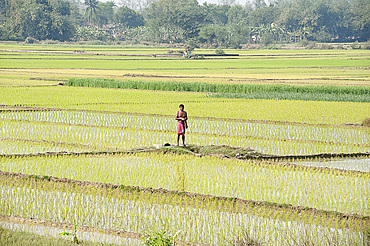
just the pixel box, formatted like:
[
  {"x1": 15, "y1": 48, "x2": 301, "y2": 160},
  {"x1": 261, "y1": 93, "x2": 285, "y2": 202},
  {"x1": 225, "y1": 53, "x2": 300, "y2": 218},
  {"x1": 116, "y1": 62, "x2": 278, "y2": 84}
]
[{"x1": 179, "y1": 104, "x2": 184, "y2": 111}]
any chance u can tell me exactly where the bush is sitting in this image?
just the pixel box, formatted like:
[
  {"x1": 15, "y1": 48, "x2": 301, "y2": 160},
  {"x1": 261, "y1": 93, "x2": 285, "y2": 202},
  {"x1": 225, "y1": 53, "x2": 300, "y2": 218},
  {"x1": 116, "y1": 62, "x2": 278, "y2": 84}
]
[
  {"x1": 215, "y1": 49, "x2": 225, "y2": 54},
  {"x1": 362, "y1": 118, "x2": 370, "y2": 127},
  {"x1": 42, "y1": 39, "x2": 60, "y2": 44},
  {"x1": 362, "y1": 40, "x2": 370, "y2": 50},
  {"x1": 143, "y1": 229, "x2": 174, "y2": 246},
  {"x1": 25, "y1": 37, "x2": 38, "y2": 44},
  {"x1": 301, "y1": 40, "x2": 310, "y2": 47},
  {"x1": 319, "y1": 43, "x2": 334, "y2": 50}
]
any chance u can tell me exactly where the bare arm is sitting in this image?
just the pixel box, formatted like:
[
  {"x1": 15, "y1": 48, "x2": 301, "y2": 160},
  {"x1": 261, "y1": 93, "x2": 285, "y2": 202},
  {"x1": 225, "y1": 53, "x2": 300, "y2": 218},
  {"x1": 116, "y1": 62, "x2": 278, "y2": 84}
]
[
  {"x1": 175, "y1": 111, "x2": 182, "y2": 121},
  {"x1": 183, "y1": 111, "x2": 188, "y2": 121}
]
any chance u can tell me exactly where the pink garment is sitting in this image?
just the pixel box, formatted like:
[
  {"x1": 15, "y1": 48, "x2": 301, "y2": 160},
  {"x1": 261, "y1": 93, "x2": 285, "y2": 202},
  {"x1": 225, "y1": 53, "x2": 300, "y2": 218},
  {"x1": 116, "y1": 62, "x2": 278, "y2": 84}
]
[{"x1": 177, "y1": 121, "x2": 185, "y2": 135}]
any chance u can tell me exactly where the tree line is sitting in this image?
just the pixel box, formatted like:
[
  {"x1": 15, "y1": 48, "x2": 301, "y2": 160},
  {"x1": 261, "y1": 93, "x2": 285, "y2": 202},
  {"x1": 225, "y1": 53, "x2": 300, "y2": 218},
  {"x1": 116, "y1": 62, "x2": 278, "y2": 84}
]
[{"x1": 0, "y1": 0, "x2": 369, "y2": 46}]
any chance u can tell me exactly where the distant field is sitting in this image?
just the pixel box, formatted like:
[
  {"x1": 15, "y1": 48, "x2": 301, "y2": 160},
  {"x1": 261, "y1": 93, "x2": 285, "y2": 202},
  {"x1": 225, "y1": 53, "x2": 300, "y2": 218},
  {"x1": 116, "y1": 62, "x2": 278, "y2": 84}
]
[{"x1": 1, "y1": 44, "x2": 369, "y2": 86}]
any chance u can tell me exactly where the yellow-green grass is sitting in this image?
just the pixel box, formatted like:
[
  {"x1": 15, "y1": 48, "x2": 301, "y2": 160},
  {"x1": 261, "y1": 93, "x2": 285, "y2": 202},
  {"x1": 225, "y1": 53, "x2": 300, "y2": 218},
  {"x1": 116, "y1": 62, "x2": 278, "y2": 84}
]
[
  {"x1": 3, "y1": 110, "x2": 367, "y2": 146},
  {"x1": 1, "y1": 43, "x2": 369, "y2": 54},
  {"x1": 2, "y1": 56, "x2": 368, "y2": 70},
  {"x1": 2, "y1": 152, "x2": 369, "y2": 215},
  {"x1": 2, "y1": 68, "x2": 370, "y2": 86},
  {"x1": 0, "y1": 78, "x2": 59, "y2": 86},
  {"x1": 1, "y1": 46, "x2": 369, "y2": 86},
  {"x1": 0, "y1": 173, "x2": 368, "y2": 245},
  {"x1": 1, "y1": 86, "x2": 368, "y2": 124}
]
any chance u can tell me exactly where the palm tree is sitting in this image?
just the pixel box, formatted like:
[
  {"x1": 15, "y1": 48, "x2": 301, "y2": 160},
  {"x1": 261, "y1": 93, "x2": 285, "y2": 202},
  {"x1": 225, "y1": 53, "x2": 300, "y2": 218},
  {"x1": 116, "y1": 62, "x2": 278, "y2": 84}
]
[{"x1": 84, "y1": 0, "x2": 99, "y2": 25}]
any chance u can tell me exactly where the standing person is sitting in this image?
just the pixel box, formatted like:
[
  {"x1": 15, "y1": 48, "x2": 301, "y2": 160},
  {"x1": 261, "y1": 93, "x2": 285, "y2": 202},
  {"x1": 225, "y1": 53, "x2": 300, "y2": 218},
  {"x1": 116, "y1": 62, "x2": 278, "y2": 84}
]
[{"x1": 175, "y1": 104, "x2": 188, "y2": 146}]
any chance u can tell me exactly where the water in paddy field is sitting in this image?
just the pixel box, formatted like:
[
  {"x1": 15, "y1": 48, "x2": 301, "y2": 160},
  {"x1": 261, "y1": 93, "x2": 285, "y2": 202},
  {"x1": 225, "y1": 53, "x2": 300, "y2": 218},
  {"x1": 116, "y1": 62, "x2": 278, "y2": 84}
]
[
  {"x1": 0, "y1": 220, "x2": 141, "y2": 245},
  {"x1": 291, "y1": 158, "x2": 370, "y2": 172},
  {"x1": 1, "y1": 153, "x2": 368, "y2": 215},
  {"x1": 0, "y1": 186, "x2": 366, "y2": 246},
  {"x1": 1, "y1": 110, "x2": 369, "y2": 155}
]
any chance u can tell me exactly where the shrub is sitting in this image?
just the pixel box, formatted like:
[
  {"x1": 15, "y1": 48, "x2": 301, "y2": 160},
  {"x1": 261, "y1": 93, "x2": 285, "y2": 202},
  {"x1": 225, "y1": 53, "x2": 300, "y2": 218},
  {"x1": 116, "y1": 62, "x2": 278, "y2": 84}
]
[
  {"x1": 362, "y1": 118, "x2": 370, "y2": 127},
  {"x1": 25, "y1": 37, "x2": 38, "y2": 44},
  {"x1": 143, "y1": 229, "x2": 174, "y2": 246},
  {"x1": 215, "y1": 49, "x2": 225, "y2": 54},
  {"x1": 301, "y1": 40, "x2": 310, "y2": 47}
]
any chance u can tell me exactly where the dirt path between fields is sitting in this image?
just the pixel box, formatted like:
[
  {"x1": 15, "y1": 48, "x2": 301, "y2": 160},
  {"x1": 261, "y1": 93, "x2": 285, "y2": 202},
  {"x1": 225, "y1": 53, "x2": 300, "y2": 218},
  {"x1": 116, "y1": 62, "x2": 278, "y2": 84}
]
[{"x1": 0, "y1": 144, "x2": 369, "y2": 176}]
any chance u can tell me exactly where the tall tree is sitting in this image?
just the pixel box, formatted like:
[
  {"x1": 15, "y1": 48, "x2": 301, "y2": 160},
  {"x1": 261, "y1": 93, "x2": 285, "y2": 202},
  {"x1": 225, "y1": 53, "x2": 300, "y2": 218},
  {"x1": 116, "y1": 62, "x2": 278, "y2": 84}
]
[
  {"x1": 114, "y1": 6, "x2": 144, "y2": 28},
  {"x1": 202, "y1": 3, "x2": 230, "y2": 25},
  {"x1": 352, "y1": 0, "x2": 370, "y2": 41},
  {"x1": 0, "y1": 0, "x2": 9, "y2": 21},
  {"x1": 5, "y1": 0, "x2": 75, "y2": 41},
  {"x1": 226, "y1": 5, "x2": 250, "y2": 47},
  {"x1": 96, "y1": 1, "x2": 115, "y2": 26},
  {"x1": 84, "y1": 0, "x2": 99, "y2": 24},
  {"x1": 146, "y1": 0, "x2": 205, "y2": 43}
]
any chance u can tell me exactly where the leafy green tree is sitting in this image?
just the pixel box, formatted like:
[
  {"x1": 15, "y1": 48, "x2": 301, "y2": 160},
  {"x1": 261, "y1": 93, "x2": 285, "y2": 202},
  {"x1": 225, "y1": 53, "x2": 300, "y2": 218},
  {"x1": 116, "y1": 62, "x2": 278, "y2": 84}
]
[
  {"x1": 96, "y1": 1, "x2": 115, "y2": 26},
  {"x1": 199, "y1": 25, "x2": 224, "y2": 45},
  {"x1": 0, "y1": 0, "x2": 8, "y2": 21},
  {"x1": 202, "y1": 3, "x2": 229, "y2": 25},
  {"x1": 226, "y1": 5, "x2": 250, "y2": 47},
  {"x1": 352, "y1": 0, "x2": 370, "y2": 41},
  {"x1": 114, "y1": 6, "x2": 144, "y2": 28},
  {"x1": 249, "y1": 4, "x2": 280, "y2": 27},
  {"x1": 4, "y1": 0, "x2": 75, "y2": 41},
  {"x1": 145, "y1": 0, "x2": 205, "y2": 43}
]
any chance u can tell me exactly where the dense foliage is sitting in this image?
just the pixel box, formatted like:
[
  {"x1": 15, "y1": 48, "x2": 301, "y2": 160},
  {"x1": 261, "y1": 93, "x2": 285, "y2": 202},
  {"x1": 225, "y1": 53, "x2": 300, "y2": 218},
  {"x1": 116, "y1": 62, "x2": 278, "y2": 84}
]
[{"x1": 0, "y1": 0, "x2": 369, "y2": 44}]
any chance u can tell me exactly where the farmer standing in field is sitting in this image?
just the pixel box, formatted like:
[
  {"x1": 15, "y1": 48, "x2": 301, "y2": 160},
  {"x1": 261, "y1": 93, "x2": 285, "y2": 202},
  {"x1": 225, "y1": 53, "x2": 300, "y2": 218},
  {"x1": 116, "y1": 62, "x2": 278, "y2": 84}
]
[{"x1": 176, "y1": 104, "x2": 188, "y2": 146}]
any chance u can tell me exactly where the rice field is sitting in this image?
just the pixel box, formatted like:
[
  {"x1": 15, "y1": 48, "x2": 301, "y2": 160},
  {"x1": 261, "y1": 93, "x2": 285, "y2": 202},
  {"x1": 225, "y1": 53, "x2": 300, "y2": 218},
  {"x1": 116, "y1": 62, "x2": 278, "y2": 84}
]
[
  {"x1": 0, "y1": 173, "x2": 369, "y2": 245},
  {"x1": 0, "y1": 44, "x2": 369, "y2": 245},
  {"x1": 1, "y1": 44, "x2": 370, "y2": 86},
  {"x1": 1, "y1": 86, "x2": 369, "y2": 125},
  {"x1": 1, "y1": 153, "x2": 369, "y2": 215}
]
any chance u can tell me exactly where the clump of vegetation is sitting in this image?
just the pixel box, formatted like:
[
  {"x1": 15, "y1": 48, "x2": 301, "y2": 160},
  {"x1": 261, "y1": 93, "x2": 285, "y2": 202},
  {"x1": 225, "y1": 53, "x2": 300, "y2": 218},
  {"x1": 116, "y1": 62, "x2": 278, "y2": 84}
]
[
  {"x1": 25, "y1": 37, "x2": 38, "y2": 44},
  {"x1": 59, "y1": 222, "x2": 79, "y2": 244},
  {"x1": 143, "y1": 229, "x2": 179, "y2": 246},
  {"x1": 215, "y1": 49, "x2": 225, "y2": 54},
  {"x1": 362, "y1": 118, "x2": 370, "y2": 127},
  {"x1": 232, "y1": 231, "x2": 262, "y2": 246},
  {"x1": 66, "y1": 78, "x2": 370, "y2": 103}
]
